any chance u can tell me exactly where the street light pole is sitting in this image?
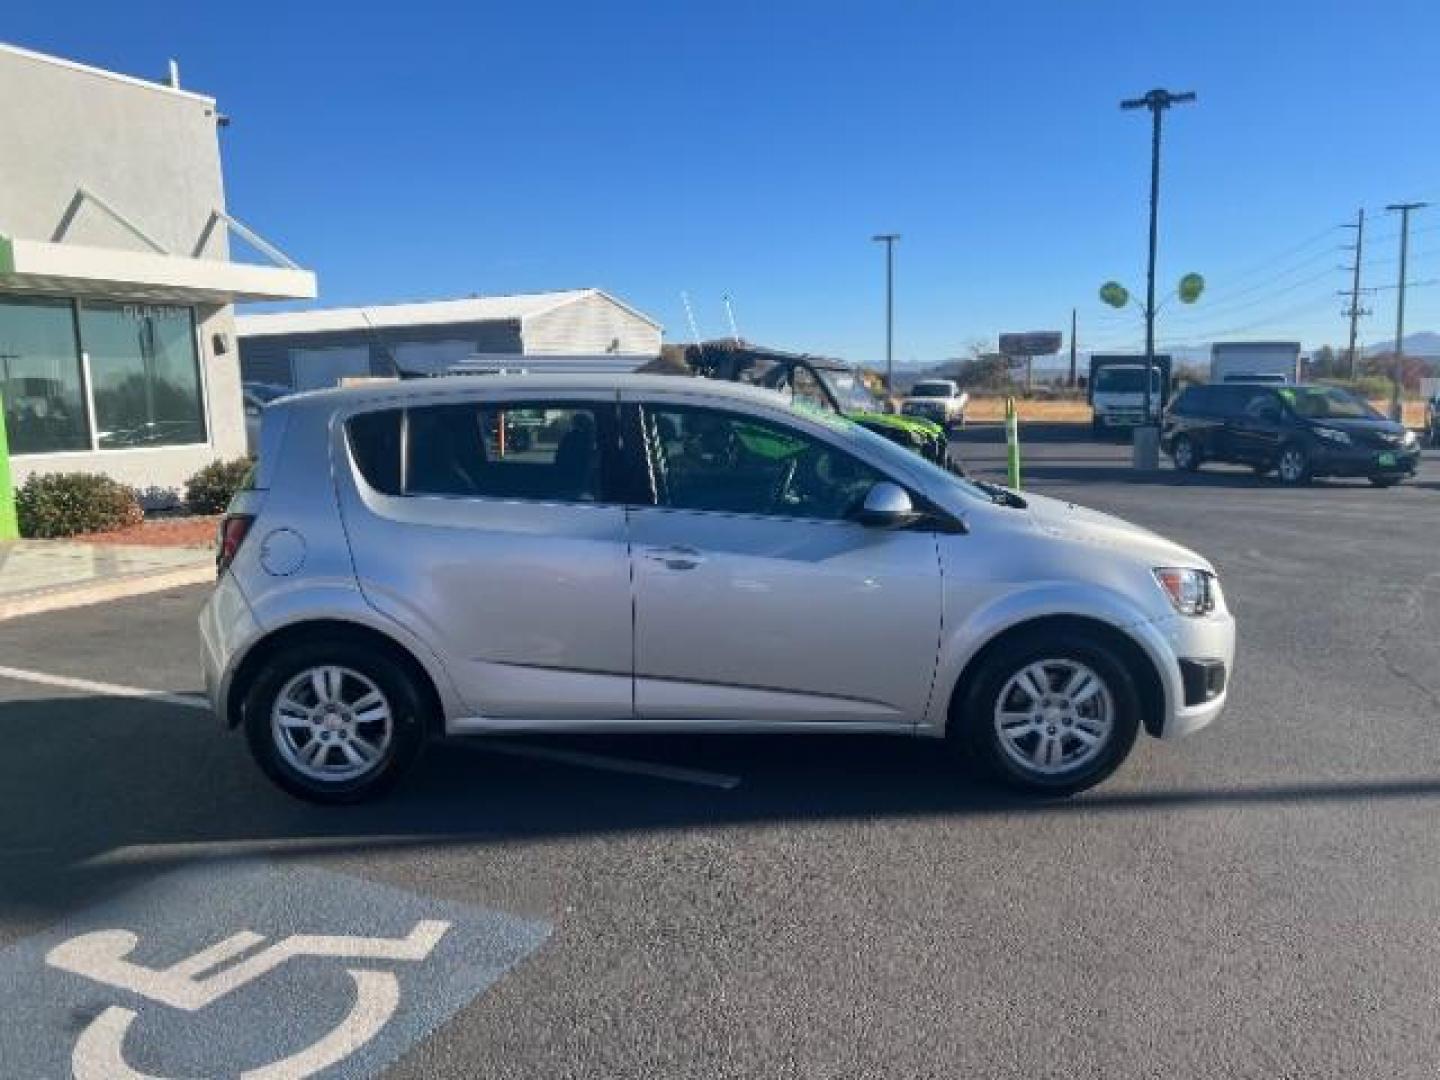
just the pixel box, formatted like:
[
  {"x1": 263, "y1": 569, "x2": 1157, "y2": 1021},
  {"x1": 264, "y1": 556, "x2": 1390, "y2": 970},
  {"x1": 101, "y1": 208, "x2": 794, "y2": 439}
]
[
  {"x1": 1384, "y1": 202, "x2": 1428, "y2": 420},
  {"x1": 872, "y1": 233, "x2": 900, "y2": 399},
  {"x1": 1120, "y1": 88, "x2": 1195, "y2": 432}
]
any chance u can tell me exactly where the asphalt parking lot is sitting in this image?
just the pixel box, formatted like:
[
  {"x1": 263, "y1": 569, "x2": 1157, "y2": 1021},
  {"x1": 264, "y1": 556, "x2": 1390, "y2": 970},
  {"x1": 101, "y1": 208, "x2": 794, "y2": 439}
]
[{"x1": 1, "y1": 424, "x2": 1438, "y2": 1078}]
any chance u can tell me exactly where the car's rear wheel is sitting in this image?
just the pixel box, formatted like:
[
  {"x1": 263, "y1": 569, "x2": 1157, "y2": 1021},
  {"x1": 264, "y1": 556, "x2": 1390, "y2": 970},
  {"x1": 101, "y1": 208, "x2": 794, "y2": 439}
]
[
  {"x1": 1276, "y1": 444, "x2": 1311, "y2": 485},
  {"x1": 1171, "y1": 434, "x2": 1200, "y2": 471},
  {"x1": 953, "y1": 632, "x2": 1141, "y2": 796},
  {"x1": 1368, "y1": 475, "x2": 1401, "y2": 488},
  {"x1": 242, "y1": 640, "x2": 426, "y2": 804}
]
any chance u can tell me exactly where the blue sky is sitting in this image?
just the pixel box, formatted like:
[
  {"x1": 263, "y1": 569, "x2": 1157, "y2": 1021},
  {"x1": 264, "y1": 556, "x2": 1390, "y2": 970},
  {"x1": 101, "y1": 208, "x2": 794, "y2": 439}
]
[{"x1": 9, "y1": 0, "x2": 1440, "y2": 365}]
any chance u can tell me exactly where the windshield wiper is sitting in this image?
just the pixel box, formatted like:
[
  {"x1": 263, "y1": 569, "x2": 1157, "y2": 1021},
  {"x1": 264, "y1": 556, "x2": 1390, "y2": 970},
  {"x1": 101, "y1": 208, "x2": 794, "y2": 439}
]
[{"x1": 972, "y1": 478, "x2": 1028, "y2": 509}]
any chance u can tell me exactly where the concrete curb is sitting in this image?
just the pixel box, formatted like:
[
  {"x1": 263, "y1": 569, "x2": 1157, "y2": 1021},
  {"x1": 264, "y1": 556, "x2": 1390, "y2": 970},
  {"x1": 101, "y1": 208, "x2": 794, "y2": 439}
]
[{"x1": 0, "y1": 562, "x2": 213, "y2": 621}]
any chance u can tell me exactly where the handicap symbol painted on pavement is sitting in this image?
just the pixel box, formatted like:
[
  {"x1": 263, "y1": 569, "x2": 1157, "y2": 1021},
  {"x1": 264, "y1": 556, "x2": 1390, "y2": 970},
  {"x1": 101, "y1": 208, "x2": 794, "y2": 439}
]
[{"x1": 0, "y1": 861, "x2": 550, "y2": 1078}]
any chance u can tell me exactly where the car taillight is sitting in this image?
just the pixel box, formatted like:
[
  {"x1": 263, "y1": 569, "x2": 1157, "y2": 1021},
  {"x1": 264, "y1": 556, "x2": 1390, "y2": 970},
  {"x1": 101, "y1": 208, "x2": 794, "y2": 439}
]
[{"x1": 216, "y1": 514, "x2": 255, "y2": 576}]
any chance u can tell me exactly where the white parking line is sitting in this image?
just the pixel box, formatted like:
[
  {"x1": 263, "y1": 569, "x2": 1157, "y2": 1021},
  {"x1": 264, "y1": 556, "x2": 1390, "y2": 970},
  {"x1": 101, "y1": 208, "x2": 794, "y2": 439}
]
[
  {"x1": 0, "y1": 663, "x2": 740, "y2": 790},
  {"x1": 0, "y1": 665, "x2": 209, "y2": 711},
  {"x1": 477, "y1": 742, "x2": 742, "y2": 790}
]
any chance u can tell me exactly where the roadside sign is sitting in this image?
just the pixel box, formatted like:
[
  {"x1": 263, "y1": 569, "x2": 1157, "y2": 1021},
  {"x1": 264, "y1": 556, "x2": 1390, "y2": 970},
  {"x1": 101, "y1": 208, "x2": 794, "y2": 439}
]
[
  {"x1": 999, "y1": 332, "x2": 1063, "y2": 357},
  {"x1": 0, "y1": 860, "x2": 550, "y2": 1078}
]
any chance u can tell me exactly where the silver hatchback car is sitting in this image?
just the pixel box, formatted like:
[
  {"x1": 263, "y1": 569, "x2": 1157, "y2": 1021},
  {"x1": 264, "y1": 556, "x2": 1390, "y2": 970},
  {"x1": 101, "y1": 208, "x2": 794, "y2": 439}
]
[{"x1": 201, "y1": 374, "x2": 1235, "y2": 803}]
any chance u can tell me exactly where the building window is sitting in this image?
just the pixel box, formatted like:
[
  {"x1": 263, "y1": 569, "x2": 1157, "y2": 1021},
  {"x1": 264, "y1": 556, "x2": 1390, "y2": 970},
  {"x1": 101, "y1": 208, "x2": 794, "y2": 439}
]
[
  {"x1": 0, "y1": 296, "x2": 91, "y2": 455},
  {"x1": 79, "y1": 302, "x2": 207, "y2": 449}
]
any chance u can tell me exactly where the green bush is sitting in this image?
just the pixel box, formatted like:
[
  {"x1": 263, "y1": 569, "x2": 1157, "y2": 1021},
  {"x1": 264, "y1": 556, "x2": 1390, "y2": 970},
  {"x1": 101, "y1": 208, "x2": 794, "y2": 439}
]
[
  {"x1": 183, "y1": 457, "x2": 254, "y2": 515},
  {"x1": 16, "y1": 472, "x2": 144, "y2": 539}
]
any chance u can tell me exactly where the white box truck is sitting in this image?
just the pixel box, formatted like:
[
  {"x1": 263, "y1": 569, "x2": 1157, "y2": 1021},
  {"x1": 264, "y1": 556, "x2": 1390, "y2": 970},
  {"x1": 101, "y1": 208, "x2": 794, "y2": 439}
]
[{"x1": 1210, "y1": 341, "x2": 1301, "y2": 384}]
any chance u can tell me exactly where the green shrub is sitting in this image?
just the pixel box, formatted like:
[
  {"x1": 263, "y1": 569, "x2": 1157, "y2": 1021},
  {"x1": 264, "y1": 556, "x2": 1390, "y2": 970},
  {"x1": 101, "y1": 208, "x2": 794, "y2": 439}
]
[
  {"x1": 183, "y1": 457, "x2": 254, "y2": 515},
  {"x1": 16, "y1": 472, "x2": 144, "y2": 539}
]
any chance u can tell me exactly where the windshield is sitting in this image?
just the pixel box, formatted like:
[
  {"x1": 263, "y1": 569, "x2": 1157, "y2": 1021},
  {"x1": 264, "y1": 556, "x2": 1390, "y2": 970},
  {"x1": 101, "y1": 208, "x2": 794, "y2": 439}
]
[
  {"x1": 1279, "y1": 385, "x2": 1384, "y2": 420},
  {"x1": 1095, "y1": 368, "x2": 1161, "y2": 393},
  {"x1": 821, "y1": 369, "x2": 883, "y2": 412},
  {"x1": 910, "y1": 382, "x2": 953, "y2": 398},
  {"x1": 784, "y1": 395, "x2": 999, "y2": 504}
]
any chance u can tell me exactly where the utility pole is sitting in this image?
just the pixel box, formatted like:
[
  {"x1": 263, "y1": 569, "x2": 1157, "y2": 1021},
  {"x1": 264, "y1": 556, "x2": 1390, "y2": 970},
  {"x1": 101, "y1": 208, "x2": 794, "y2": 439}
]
[
  {"x1": 1069, "y1": 307, "x2": 1077, "y2": 386},
  {"x1": 872, "y1": 233, "x2": 900, "y2": 399},
  {"x1": 1340, "y1": 208, "x2": 1368, "y2": 380},
  {"x1": 1384, "y1": 202, "x2": 1428, "y2": 420},
  {"x1": 1120, "y1": 88, "x2": 1196, "y2": 438}
]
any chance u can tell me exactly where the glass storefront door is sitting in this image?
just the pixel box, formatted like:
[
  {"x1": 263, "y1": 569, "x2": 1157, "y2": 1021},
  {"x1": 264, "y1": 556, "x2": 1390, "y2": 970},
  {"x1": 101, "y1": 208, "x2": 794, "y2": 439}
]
[
  {"x1": 0, "y1": 296, "x2": 90, "y2": 454},
  {"x1": 78, "y1": 302, "x2": 207, "y2": 449}
]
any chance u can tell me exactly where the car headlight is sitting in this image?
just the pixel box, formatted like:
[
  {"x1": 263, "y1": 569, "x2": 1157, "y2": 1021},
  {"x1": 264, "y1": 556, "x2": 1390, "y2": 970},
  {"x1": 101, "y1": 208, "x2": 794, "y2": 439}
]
[
  {"x1": 1153, "y1": 567, "x2": 1216, "y2": 616},
  {"x1": 1403, "y1": 429, "x2": 1418, "y2": 446},
  {"x1": 1313, "y1": 426, "x2": 1352, "y2": 445}
]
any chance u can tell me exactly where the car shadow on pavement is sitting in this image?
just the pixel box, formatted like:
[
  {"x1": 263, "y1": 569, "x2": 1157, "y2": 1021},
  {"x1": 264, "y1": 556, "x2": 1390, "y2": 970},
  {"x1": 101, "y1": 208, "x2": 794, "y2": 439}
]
[{"x1": 6, "y1": 693, "x2": 1440, "y2": 923}]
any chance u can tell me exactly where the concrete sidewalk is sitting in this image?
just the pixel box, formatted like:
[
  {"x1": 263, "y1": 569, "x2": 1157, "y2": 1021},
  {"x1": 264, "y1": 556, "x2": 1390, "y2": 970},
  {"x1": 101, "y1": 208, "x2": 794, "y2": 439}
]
[{"x1": 0, "y1": 540, "x2": 213, "y2": 620}]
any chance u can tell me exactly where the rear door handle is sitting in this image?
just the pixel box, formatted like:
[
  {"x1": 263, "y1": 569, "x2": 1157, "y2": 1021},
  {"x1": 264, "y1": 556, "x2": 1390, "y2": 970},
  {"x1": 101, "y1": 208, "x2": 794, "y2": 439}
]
[{"x1": 643, "y1": 545, "x2": 704, "y2": 570}]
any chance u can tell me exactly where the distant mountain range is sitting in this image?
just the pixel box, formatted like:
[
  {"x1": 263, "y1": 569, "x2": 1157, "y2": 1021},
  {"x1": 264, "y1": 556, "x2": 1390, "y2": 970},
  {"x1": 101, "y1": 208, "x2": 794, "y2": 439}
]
[
  {"x1": 899, "y1": 331, "x2": 1440, "y2": 378},
  {"x1": 1364, "y1": 331, "x2": 1440, "y2": 358}
]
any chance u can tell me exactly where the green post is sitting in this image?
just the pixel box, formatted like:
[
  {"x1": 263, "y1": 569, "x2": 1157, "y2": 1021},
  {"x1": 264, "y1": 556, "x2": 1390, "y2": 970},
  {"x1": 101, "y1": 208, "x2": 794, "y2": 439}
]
[
  {"x1": 0, "y1": 392, "x2": 17, "y2": 540},
  {"x1": 1005, "y1": 395, "x2": 1022, "y2": 490}
]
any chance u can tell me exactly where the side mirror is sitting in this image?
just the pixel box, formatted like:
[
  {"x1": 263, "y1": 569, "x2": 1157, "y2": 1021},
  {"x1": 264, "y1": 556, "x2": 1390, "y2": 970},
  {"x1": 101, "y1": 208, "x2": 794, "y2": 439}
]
[
  {"x1": 856, "y1": 481, "x2": 921, "y2": 529},
  {"x1": 244, "y1": 405, "x2": 261, "y2": 418}
]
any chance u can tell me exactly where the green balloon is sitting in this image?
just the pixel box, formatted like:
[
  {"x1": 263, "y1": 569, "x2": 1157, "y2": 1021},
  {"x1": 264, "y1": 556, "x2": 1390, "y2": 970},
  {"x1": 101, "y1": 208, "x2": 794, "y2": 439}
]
[
  {"x1": 1178, "y1": 272, "x2": 1205, "y2": 304},
  {"x1": 1099, "y1": 281, "x2": 1129, "y2": 309}
]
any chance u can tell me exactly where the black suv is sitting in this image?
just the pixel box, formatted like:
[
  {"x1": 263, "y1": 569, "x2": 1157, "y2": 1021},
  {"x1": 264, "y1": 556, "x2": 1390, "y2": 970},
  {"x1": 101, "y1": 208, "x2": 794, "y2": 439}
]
[{"x1": 1161, "y1": 383, "x2": 1421, "y2": 486}]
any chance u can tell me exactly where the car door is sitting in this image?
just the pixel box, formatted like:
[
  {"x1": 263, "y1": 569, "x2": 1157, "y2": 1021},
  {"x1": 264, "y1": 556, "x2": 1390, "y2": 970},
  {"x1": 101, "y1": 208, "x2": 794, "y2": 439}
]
[
  {"x1": 1228, "y1": 389, "x2": 1287, "y2": 463},
  {"x1": 338, "y1": 390, "x2": 635, "y2": 722},
  {"x1": 624, "y1": 395, "x2": 944, "y2": 727}
]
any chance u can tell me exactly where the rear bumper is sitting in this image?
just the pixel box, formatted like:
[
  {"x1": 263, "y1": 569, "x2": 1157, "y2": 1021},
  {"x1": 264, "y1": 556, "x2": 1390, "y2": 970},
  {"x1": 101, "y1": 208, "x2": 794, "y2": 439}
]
[{"x1": 198, "y1": 572, "x2": 260, "y2": 719}]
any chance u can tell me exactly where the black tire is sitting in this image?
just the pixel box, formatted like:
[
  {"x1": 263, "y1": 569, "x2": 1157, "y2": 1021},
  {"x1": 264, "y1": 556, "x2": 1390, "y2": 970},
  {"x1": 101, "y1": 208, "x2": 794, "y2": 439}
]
[
  {"x1": 1251, "y1": 463, "x2": 1271, "y2": 477},
  {"x1": 950, "y1": 631, "x2": 1142, "y2": 797},
  {"x1": 1368, "y1": 475, "x2": 1401, "y2": 488},
  {"x1": 242, "y1": 639, "x2": 427, "y2": 804},
  {"x1": 1090, "y1": 419, "x2": 1103, "y2": 439},
  {"x1": 1171, "y1": 434, "x2": 1200, "y2": 472},
  {"x1": 1275, "y1": 443, "x2": 1312, "y2": 485}
]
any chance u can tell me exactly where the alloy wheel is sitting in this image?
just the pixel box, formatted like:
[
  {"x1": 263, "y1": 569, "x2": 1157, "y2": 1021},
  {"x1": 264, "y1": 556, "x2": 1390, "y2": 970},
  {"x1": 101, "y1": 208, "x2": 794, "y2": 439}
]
[
  {"x1": 1278, "y1": 447, "x2": 1305, "y2": 483},
  {"x1": 992, "y1": 659, "x2": 1114, "y2": 777},
  {"x1": 271, "y1": 666, "x2": 394, "y2": 783}
]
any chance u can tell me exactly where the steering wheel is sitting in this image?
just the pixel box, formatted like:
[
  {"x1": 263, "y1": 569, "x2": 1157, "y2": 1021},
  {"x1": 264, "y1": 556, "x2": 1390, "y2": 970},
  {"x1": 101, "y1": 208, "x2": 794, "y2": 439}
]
[{"x1": 770, "y1": 457, "x2": 799, "y2": 511}]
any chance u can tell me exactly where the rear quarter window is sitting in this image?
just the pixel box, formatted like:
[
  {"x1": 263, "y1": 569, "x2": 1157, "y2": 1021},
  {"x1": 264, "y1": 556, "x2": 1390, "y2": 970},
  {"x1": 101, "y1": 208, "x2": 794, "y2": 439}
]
[{"x1": 347, "y1": 409, "x2": 403, "y2": 496}]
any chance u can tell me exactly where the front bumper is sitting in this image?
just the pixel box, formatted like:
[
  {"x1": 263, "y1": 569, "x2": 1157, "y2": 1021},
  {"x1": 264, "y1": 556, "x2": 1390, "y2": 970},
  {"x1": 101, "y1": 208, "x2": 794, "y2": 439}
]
[
  {"x1": 1308, "y1": 440, "x2": 1420, "y2": 477},
  {"x1": 1131, "y1": 606, "x2": 1237, "y2": 739}
]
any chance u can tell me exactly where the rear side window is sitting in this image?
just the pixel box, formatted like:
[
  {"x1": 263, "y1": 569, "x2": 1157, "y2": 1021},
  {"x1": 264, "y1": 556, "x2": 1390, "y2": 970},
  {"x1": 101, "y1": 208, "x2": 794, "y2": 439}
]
[
  {"x1": 348, "y1": 409, "x2": 403, "y2": 495},
  {"x1": 346, "y1": 401, "x2": 615, "y2": 503}
]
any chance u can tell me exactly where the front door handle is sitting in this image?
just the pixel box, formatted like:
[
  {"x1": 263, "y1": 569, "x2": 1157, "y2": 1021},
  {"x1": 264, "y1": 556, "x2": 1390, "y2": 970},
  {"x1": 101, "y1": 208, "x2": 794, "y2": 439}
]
[{"x1": 643, "y1": 545, "x2": 704, "y2": 570}]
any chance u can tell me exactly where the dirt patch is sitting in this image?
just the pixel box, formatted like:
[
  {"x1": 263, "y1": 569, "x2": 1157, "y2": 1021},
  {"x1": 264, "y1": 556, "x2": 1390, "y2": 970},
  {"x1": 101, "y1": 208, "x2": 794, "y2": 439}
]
[{"x1": 76, "y1": 515, "x2": 219, "y2": 549}]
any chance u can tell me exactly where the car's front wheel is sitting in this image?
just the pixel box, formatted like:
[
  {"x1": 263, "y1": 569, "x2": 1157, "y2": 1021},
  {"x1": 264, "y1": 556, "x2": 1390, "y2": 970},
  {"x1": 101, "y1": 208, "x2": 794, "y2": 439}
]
[
  {"x1": 953, "y1": 632, "x2": 1141, "y2": 796},
  {"x1": 1368, "y1": 475, "x2": 1402, "y2": 488},
  {"x1": 1276, "y1": 444, "x2": 1311, "y2": 485},
  {"x1": 242, "y1": 640, "x2": 426, "y2": 804},
  {"x1": 1171, "y1": 434, "x2": 1200, "y2": 471}
]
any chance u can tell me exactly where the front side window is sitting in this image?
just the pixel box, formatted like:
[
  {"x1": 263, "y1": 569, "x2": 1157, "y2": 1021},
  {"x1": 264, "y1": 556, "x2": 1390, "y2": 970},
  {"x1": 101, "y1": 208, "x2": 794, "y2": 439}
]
[
  {"x1": 0, "y1": 296, "x2": 89, "y2": 454},
  {"x1": 643, "y1": 404, "x2": 886, "y2": 521},
  {"x1": 348, "y1": 401, "x2": 612, "y2": 503},
  {"x1": 80, "y1": 302, "x2": 206, "y2": 449},
  {"x1": 1279, "y1": 386, "x2": 1381, "y2": 420}
]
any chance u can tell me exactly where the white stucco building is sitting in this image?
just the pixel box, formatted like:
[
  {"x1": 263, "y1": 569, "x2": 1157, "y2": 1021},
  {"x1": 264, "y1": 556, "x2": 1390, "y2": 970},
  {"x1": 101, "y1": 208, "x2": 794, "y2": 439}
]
[{"x1": 0, "y1": 43, "x2": 315, "y2": 499}]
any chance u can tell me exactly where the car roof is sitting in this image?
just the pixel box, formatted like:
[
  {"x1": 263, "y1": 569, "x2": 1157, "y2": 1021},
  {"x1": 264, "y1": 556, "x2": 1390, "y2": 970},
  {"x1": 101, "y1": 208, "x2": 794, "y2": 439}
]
[{"x1": 272, "y1": 373, "x2": 789, "y2": 414}]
